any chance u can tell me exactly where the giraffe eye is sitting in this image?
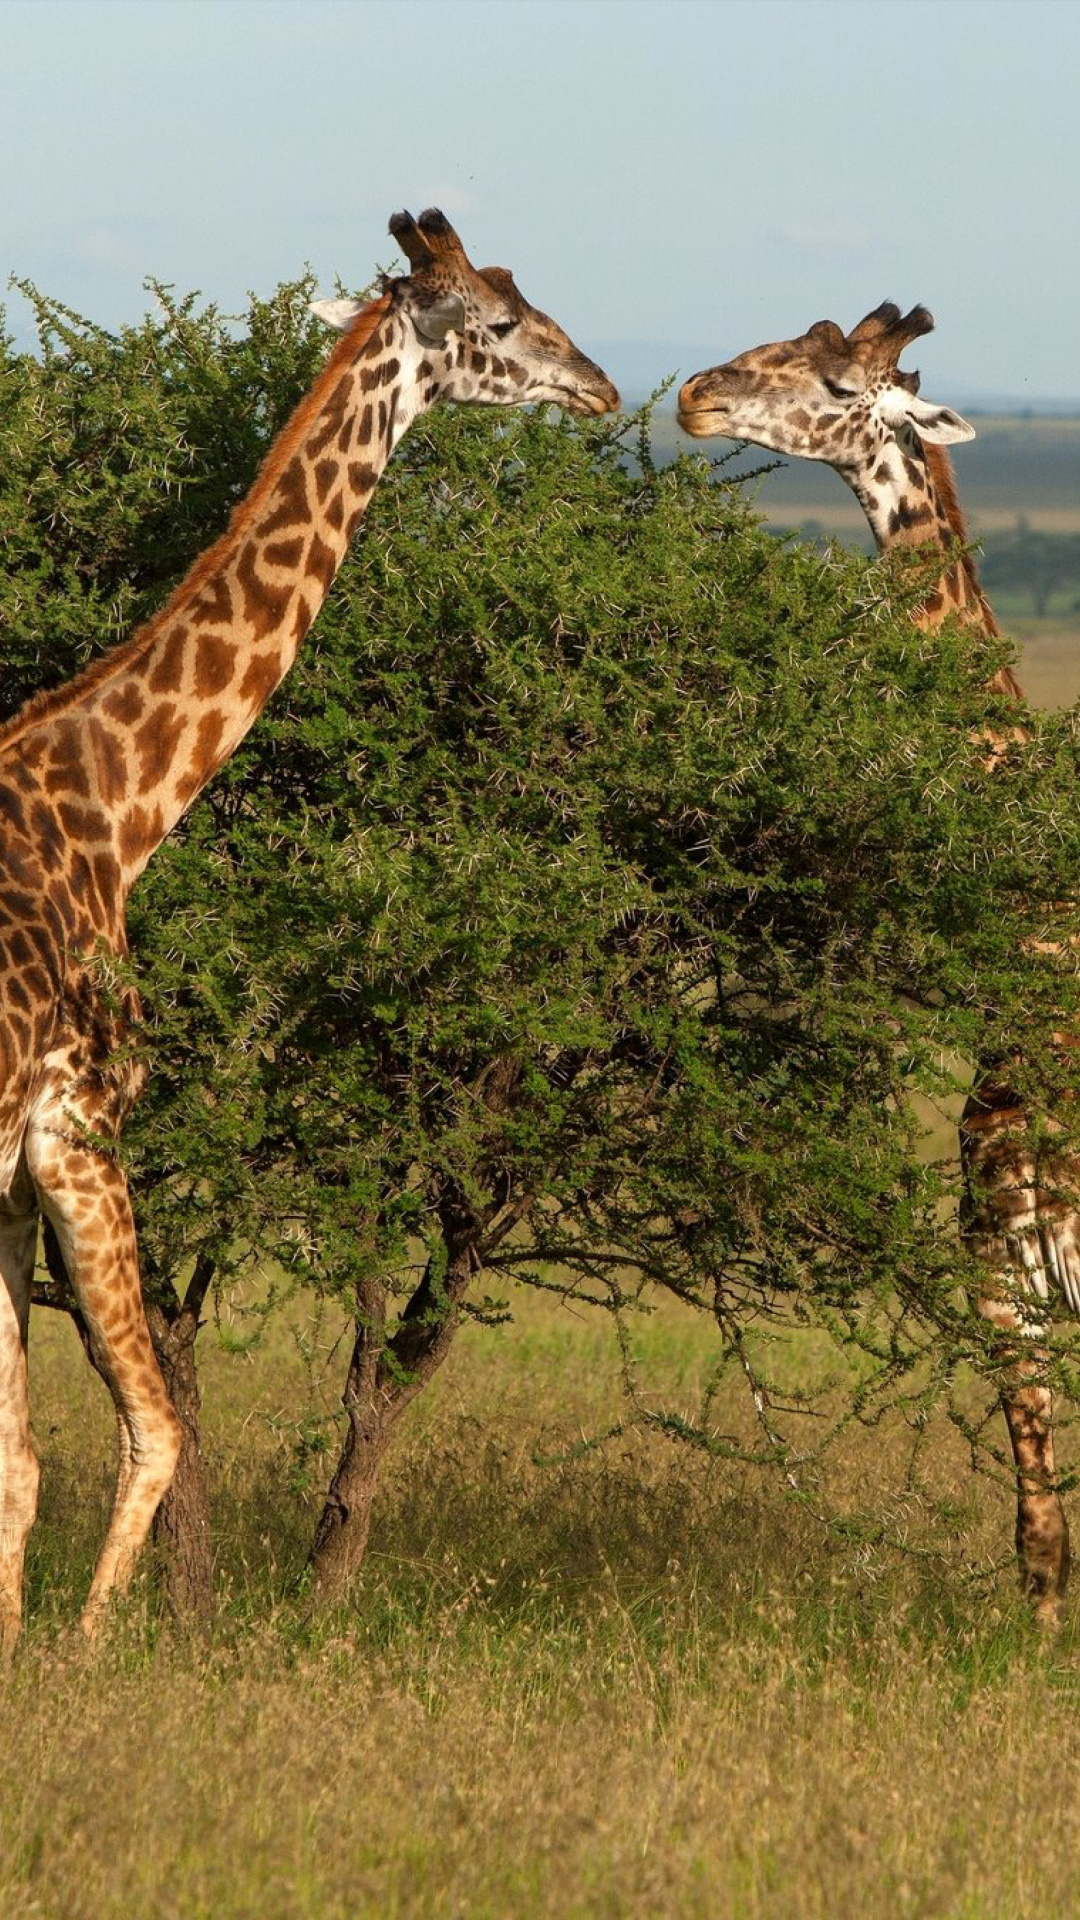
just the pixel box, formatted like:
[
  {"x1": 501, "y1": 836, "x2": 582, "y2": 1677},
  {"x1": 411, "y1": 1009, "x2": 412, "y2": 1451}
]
[
  {"x1": 489, "y1": 320, "x2": 517, "y2": 340},
  {"x1": 823, "y1": 376, "x2": 857, "y2": 400}
]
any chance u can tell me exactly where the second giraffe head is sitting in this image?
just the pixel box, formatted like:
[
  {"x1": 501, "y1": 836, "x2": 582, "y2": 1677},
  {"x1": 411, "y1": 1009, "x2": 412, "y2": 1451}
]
[{"x1": 677, "y1": 301, "x2": 973, "y2": 472}]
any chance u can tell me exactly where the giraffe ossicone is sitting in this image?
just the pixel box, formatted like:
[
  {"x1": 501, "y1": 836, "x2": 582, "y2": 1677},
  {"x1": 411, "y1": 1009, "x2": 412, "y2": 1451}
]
[
  {"x1": 680, "y1": 303, "x2": 1075, "y2": 1623},
  {"x1": 0, "y1": 208, "x2": 617, "y2": 1650}
]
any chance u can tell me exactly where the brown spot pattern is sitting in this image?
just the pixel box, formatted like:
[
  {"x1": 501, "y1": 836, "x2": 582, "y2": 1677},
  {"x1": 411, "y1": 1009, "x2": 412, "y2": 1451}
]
[
  {"x1": 305, "y1": 533, "x2": 337, "y2": 591},
  {"x1": 237, "y1": 649, "x2": 284, "y2": 709},
  {"x1": 314, "y1": 459, "x2": 338, "y2": 504},
  {"x1": 134, "y1": 704, "x2": 185, "y2": 794},
  {"x1": 236, "y1": 541, "x2": 295, "y2": 640},
  {"x1": 147, "y1": 625, "x2": 188, "y2": 694},
  {"x1": 256, "y1": 456, "x2": 310, "y2": 538},
  {"x1": 194, "y1": 632, "x2": 237, "y2": 698}
]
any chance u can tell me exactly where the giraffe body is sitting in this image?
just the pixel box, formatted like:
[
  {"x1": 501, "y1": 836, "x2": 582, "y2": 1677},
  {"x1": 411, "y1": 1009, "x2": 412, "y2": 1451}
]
[
  {"x1": 0, "y1": 209, "x2": 617, "y2": 1647},
  {"x1": 679, "y1": 304, "x2": 1070, "y2": 1620}
]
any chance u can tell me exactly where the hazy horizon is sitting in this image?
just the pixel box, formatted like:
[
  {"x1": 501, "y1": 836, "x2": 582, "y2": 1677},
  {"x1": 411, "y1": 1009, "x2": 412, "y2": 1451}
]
[{"x1": 2, "y1": 0, "x2": 1078, "y2": 406}]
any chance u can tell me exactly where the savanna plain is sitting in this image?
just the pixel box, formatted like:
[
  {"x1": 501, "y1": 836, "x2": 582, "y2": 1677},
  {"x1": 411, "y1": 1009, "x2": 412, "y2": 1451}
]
[
  {"x1": 8, "y1": 416, "x2": 1080, "y2": 1920},
  {"x1": 12, "y1": 1282, "x2": 1080, "y2": 1920}
]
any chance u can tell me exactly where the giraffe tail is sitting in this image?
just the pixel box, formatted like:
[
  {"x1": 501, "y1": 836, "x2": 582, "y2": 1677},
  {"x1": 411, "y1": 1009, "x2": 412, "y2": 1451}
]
[{"x1": 1002, "y1": 1223, "x2": 1080, "y2": 1321}]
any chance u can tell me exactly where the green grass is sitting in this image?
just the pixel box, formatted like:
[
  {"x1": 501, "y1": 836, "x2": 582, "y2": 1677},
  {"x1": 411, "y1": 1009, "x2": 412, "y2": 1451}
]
[{"x1": 8, "y1": 1287, "x2": 1080, "y2": 1917}]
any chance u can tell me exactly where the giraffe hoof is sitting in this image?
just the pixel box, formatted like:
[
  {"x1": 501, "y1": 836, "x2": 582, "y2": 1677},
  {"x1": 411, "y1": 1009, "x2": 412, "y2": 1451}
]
[
  {"x1": 77, "y1": 1600, "x2": 106, "y2": 1642},
  {"x1": 1033, "y1": 1595, "x2": 1062, "y2": 1632}
]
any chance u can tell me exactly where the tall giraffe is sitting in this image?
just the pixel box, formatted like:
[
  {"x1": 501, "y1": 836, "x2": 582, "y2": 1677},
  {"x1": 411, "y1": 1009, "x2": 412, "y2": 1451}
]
[
  {"x1": 0, "y1": 208, "x2": 618, "y2": 1648},
  {"x1": 678, "y1": 303, "x2": 1072, "y2": 1621}
]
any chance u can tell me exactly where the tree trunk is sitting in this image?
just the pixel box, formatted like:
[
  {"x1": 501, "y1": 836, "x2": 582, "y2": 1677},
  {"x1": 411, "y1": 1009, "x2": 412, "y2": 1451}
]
[
  {"x1": 305, "y1": 1403, "x2": 390, "y2": 1601},
  {"x1": 307, "y1": 1229, "x2": 481, "y2": 1604},
  {"x1": 309, "y1": 1069, "x2": 529, "y2": 1605},
  {"x1": 147, "y1": 1278, "x2": 214, "y2": 1628}
]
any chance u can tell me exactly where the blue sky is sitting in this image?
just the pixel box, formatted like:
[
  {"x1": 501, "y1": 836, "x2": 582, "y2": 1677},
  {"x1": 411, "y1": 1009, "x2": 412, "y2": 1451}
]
[{"x1": 2, "y1": 0, "x2": 1077, "y2": 402}]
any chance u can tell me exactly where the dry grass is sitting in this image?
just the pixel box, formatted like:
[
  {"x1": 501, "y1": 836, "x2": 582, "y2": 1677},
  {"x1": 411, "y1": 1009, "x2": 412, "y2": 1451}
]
[{"x1": 6, "y1": 1288, "x2": 1080, "y2": 1918}]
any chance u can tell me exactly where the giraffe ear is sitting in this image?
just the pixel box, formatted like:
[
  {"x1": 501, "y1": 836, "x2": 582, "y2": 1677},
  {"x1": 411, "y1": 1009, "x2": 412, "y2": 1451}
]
[
  {"x1": 881, "y1": 388, "x2": 976, "y2": 446},
  {"x1": 412, "y1": 293, "x2": 466, "y2": 347},
  {"x1": 310, "y1": 297, "x2": 367, "y2": 331}
]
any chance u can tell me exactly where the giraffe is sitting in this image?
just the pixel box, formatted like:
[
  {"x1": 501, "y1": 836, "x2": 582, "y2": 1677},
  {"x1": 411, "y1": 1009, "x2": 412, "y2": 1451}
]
[
  {"x1": 0, "y1": 208, "x2": 618, "y2": 1649},
  {"x1": 678, "y1": 302, "x2": 1073, "y2": 1621}
]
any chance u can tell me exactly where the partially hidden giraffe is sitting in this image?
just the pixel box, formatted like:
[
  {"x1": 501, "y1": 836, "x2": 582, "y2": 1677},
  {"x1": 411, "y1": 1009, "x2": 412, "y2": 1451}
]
[
  {"x1": 678, "y1": 302, "x2": 1073, "y2": 1621},
  {"x1": 0, "y1": 208, "x2": 618, "y2": 1649}
]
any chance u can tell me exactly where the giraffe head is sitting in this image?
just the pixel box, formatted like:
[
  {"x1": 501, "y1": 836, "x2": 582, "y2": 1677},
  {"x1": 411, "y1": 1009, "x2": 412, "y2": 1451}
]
[
  {"x1": 314, "y1": 208, "x2": 619, "y2": 417},
  {"x1": 677, "y1": 302, "x2": 974, "y2": 475}
]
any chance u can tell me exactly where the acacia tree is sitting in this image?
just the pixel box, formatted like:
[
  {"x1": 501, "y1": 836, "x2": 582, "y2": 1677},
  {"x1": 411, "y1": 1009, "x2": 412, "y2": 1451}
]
[{"x1": 4, "y1": 284, "x2": 1080, "y2": 1615}]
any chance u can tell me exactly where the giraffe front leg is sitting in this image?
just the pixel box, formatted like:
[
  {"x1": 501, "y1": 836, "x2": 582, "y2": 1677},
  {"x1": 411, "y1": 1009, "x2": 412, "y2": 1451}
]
[
  {"x1": 963, "y1": 1085, "x2": 1073, "y2": 1624},
  {"x1": 0, "y1": 1208, "x2": 41, "y2": 1656},
  {"x1": 980, "y1": 1286, "x2": 1069, "y2": 1626},
  {"x1": 27, "y1": 1115, "x2": 181, "y2": 1637},
  {"x1": 1000, "y1": 1375, "x2": 1070, "y2": 1622}
]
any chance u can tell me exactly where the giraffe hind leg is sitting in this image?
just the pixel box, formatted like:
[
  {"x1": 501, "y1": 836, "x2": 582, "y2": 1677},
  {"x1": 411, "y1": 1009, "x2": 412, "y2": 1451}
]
[
  {"x1": 26, "y1": 1108, "x2": 181, "y2": 1635},
  {"x1": 1002, "y1": 1385, "x2": 1070, "y2": 1622},
  {"x1": 0, "y1": 1206, "x2": 41, "y2": 1655},
  {"x1": 980, "y1": 1233, "x2": 1070, "y2": 1626},
  {"x1": 963, "y1": 1086, "x2": 1072, "y2": 1623}
]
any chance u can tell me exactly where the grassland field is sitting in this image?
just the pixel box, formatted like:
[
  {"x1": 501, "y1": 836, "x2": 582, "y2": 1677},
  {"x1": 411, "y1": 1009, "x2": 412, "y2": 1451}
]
[
  {"x1": 7, "y1": 412, "x2": 1080, "y2": 1920},
  {"x1": 10, "y1": 1281, "x2": 1080, "y2": 1919}
]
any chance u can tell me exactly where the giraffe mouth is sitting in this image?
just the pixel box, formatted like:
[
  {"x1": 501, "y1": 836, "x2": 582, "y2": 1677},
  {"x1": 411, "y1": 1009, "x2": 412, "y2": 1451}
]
[
  {"x1": 676, "y1": 398, "x2": 732, "y2": 438},
  {"x1": 563, "y1": 377, "x2": 621, "y2": 417},
  {"x1": 676, "y1": 374, "x2": 733, "y2": 437}
]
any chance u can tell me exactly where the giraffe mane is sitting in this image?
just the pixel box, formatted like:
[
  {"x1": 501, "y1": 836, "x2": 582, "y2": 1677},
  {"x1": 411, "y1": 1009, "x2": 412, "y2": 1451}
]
[
  {"x1": 0, "y1": 290, "x2": 396, "y2": 758},
  {"x1": 921, "y1": 440, "x2": 1000, "y2": 638}
]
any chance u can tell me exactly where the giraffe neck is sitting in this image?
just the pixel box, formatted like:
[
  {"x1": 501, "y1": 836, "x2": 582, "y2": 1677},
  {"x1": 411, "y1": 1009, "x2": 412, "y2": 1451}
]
[
  {"x1": 843, "y1": 431, "x2": 1019, "y2": 698},
  {"x1": 3, "y1": 290, "x2": 430, "y2": 899},
  {"x1": 846, "y1": 433, "x2": 997, "y2": 636}
]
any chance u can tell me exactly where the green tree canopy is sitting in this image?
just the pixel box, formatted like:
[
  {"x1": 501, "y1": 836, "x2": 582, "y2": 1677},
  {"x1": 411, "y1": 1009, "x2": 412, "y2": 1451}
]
[{"x1": 5, "y1": 280, "x2": 1080, "y2": 1590}]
